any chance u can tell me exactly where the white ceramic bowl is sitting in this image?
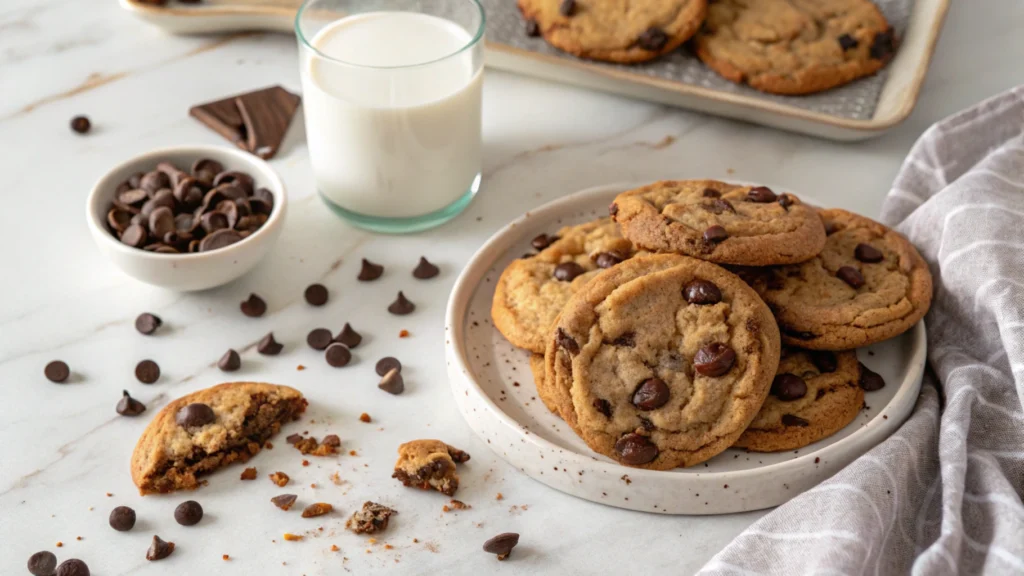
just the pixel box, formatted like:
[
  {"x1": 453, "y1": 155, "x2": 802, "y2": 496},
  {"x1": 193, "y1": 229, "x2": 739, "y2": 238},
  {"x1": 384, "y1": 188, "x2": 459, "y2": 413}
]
[{"x1": 87, "y1": 145, "x2": 288, "y2": 291}]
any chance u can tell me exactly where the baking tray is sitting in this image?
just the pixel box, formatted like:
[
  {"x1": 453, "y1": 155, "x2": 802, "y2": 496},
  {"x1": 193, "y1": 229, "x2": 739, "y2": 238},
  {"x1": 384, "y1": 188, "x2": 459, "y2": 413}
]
[{"x1": 121, "y1": 0, "x2": 951, "y2": 140}]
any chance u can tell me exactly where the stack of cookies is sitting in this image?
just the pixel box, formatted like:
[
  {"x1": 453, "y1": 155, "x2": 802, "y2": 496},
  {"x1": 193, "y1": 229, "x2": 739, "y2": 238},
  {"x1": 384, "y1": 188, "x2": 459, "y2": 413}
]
[
  {"x1": 491, "y1": 179, "x2": 932, "y2": 470},
  {"x1": 518, "y1": 0, "x2": 898, "y2": 95}
]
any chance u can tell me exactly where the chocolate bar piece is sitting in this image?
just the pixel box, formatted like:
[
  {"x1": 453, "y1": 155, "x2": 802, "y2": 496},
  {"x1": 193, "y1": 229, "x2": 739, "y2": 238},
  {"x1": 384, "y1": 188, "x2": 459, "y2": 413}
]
[{"x1": 189, "y1": 86, "x2": 301, "y2": 160}]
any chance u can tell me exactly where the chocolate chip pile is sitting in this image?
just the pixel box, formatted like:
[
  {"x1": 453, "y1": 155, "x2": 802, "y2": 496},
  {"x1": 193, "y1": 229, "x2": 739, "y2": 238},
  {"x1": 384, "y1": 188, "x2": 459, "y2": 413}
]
[{"x1": 105, "y1": 159, "x2": 273, "y2": 254}]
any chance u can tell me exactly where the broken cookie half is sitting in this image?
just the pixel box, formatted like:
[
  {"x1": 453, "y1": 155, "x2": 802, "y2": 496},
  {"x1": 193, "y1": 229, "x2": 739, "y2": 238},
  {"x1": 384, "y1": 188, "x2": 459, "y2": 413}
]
[
  {"x1": 392, "y1": 439, "x2": 470, "y2": 497},
  {"x1": 131, "y1": 382, "x2": 307, "y2": 495}
]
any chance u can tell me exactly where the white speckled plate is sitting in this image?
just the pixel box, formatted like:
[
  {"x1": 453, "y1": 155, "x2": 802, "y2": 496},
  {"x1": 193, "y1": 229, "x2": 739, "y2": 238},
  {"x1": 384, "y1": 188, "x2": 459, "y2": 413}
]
[{"x1": 445, "y1": 182, "x2": 926, "y2": 515}]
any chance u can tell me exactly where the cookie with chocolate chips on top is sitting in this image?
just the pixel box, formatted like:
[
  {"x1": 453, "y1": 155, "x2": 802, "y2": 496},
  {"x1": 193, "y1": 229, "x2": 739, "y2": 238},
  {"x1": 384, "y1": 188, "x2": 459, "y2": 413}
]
[
  {"x1": 611, "y1": 180, "x2": 826, "y2": 266},
  {"x1": 518, "y1": 0, "x2": 707, "y2": 63},
  {"x1": 734, "y1": 348, "x2": 863, "y2": 452},
  {"x1": 694, "y1": 0, "x2": 896, "y2": 95},
  {"x1": 739, "y1": 209, "x2": 932, "y2": 350},
  {"x1": 545, "y1": 253, "x2": 780, "y2": 469},
  {"x1": 492, "y1": 217, "x2": 636, "y2": 353}
]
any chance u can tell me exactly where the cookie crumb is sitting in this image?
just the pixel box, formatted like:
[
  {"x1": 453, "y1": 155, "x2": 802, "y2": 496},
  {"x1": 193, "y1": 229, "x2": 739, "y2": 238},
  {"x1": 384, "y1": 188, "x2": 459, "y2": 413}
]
[
  {"x1": 269, "y1": 471, "x2": 290, "y2": 487},
  {"x1": 385, "y1": 544, "x2": 394, "y2": 550},
  {"x1": 447, "y1": 499, "x2": 470, "y2": 511},
  {"x1": 283, "y1": 533, "x2": 303, "y2": 541},
  {"x1": 56, "y1": 542, "x2": 63, "y2": 547},
  {"x1": 265, "y1": 441, "x2": 274, "y2": 449},
  {"x1": 106, "y1": 492, "x2": 113, "y2": 497},
  {"x1": 495, "y1": 493, "x2": 503, "y2": 500},
  {"x1": 222, "y1": 554, "x2": 230, "y2": 561},
  {"x1": 302, "y1": 460, "x2": 310, "y2": 466},
  {"x1": 399, "y1": 330, "x2": 410, "y2": 338},
  {"x1": 621, "y1": 474, "x2": 631, "y2": 485},
  {"x1": 349, "y1": 450, "x2": 358, "y2": 456},
  {"x1": 330, "y1": 471, "x2": 343, "y2": 485},
  {"x1": 241, "y1": 467, "x2": 257, "y2": 480},
  {"x1": 331, "y1": 544, "x2": 340, "y2": 552},
  {"x1": 76, "y1": 536, "x2": 83, "y2": 541},
  {"x1": 311, "y1": 483, "x2": 318, "y2": 488},
  {"x1": 297, "y1": 365, "x2": 306, "y2": 371},
  {"x1": 302, "y1": 503, "x2": 333, "y2": 518},
  {"x1": 359, "y1": 413, "x2": 372, "y2": 423}
]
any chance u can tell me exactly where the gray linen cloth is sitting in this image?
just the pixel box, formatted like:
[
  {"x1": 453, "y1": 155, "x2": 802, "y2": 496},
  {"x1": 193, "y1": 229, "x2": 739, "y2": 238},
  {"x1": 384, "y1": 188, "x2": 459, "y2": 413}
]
[{"x1": 700, "y1": 86, "x2": 1024, "y2": 575}]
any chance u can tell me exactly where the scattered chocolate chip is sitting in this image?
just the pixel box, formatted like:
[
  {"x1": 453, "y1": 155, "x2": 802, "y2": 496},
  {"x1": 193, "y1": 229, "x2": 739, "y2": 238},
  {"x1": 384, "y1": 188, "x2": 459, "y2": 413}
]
[
  {"x1": 836, "y1": 266, "x2": 865, "y2": 288},
  {"x1": 592, "y1": 398, "x2": 612, "y2": 417},
  {"x1": 683, "y1": 279, "x2": 722, "y2": 304},
  {"x1": 838, "y1": 33, "x2": 858, "y2": 50},
  {"x1": 272, "y1": 494, "x2": 298, "y2": 510},
  {"x1": 632, "y1": 378, "x2": 670, "y2": 410},
  {"x1": 174, "y1": 500, "x2": 204, "y2": 526},
  {"x1": 218, "y1": 349, "x2": 240, "y2": 372},
  {"x1": 524, "y1": 18, "x2": 540, "y2": 37},
  {"x1": 809, "y1": 351, "x2": 838, "y2": 373},
  {"x1": 240, "y1": 293, "x2": 267, "y2": 317},
  {"x1": 483, "y1": 532, "x2": 520, "y2": 561},
  {"x1": 594, "y1": 251, "x2": 625, "y2": 269},
  {"x1": 614, "y1": 433, "x2": 658, "y2": 465},
  {"x1": 258, "y1": 332, "x2": 283, "y2": 355},
  {"x1": 869, "y1": 27, "x2": 895, "y2": 60},
  {"x1": 306, "y1": 328, "x2": 333, "y2": 351},
  {"x1": 135, "y1": 359, "x2": 160, "y2": 384},
  {"x1": 109, "y1": 506, "x2": 136, "y2": 531},
  {"x1": 304, "y1": 283, "x2": 328, "y2": 306},
  {"x1": 611, "y1": 332, "x2": 635, "y2": 347},
  {"x1": 855, "y1": 243, "x2": 884, "y2": 263},
  {"x1": 553, "y1": 262, "x2": 585, "y2": 281},
  {"x1": 747, "y1": 186, "x2": 777, "y2": 203},
  {"x1": 859, "y1": 363, "x2": 885, "y2": 391},
  {"x1": 146, "y1": 535, "x2": 175, "y2": 561},
  {"x1": 325, "y1": 343, "x2": 351, "y2": 367},
  {"x1": 531, "y1": 233, "x2": 558, "y2": 250},
  {"x1": 693, "y1": 342, "x2": 736, "y2": 377},
  {"x1": 27, "y1": 551, "x2": 58, "y2": 576},
  {"x1": 637, "y1": 26, "x2": 668, "y2": 51},
  {"x1": 302, "y1": 502, "x2": 333, "y2": 518},
  {"x1": 558, "y1": 0, "x2": 575, "y2": 16},
  {"x1": 703, "y1": 225, "x2": 728, "y2": 244},
  {"x1": 70, "y1": 115, "x2": 91, "y2": 134},
  {"x1": 358, "y1": 258, "x2": 384, "y2": 281},
  {"x1": 413, "y1": 257, "x2": 440, "y2": 279},
  {"x1": 702, "y1": 188, "x2": 721, "y2": 198},
  {"x1": 388, "y1": 291, "x2": 415, "y2": 315},
  {"x1": 322, "y1": 434, "x2": 341, "y2": 447},
  {"x1": 55, "y1": 559, "x2": 90, "y2": 576},
  {"x1": 134, "y1": 313, "x2": 162, "y2": 335},
  {"x1": 379, "y1": 368, "x2": 405, "y2": 394},
  {"x1": 116, "y1": 390, "x2": 146, "y2": 416},
  {"x1": 782, "y1": 414, "x2": 810, "y2": 427},
  {"x1": 176, "y1": 402, "x2": 216, "y2": 428},
  {"x1": 608, "y1": 202, "x2": 619, "y2": 217},
  {"x1": 375, "y1": 357, "x2": 402, "y2": 376},
  {"x1": 556, "y1": 328, "x2": 579, "y2": 355},
  {"x1": 771, "y1": 374, "x2": 808, "y2": 401},
  {"x1": 45, "y1": 360, "x2": 70, "y2": 383},
  {"x1": 286, "y1": 433, "x2": 302, "y2": 444},
  {"x1": 335, "y1": 323, "x2": 362, "y2": 348},
  {"x1": 778, "y1": 194, "x2": 794, "y2": 208}
]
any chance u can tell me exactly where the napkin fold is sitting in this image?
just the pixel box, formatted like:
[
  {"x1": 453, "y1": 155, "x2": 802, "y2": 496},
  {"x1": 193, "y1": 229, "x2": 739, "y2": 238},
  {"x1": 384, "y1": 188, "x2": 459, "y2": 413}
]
[{"x1": 700, "y1": 86, "x2": 1024, "y2": 575}]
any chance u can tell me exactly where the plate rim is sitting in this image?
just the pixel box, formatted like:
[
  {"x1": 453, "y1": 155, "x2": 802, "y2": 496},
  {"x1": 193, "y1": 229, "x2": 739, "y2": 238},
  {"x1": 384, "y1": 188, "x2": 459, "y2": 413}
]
[{"x1": 445, "y1": 182, "x2": 926, "y2": 507}]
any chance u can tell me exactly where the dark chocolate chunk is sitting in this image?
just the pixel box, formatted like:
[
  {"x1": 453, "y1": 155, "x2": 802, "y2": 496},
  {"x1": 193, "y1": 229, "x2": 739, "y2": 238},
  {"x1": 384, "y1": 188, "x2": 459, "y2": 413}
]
[
  {"x1": 592, "y1": 398, "x2": 612, "y2": 418},
  {"x1": 257, "y1": 332, "x2": 283, "y2": 355},
  {"x1": 375, "y1": 357, "x2": 402, "y2": 376},
  {"x1": 838, "y1": 33, "x2": 858, "y2": 50},
  {"x1": 859, "y1": 363, "x2": 885, "y2": 391},
  {"x1": 855, "y1": 243, "x2": 884, "y2": 263},
  {"x1": 778, "y1": 194, "x2": 794, "y2": 208},
  {"x1": 358, "y1": 258, "x2": 384, "y2": 281},
  {"x1": 325, "y1": 343, "x2": 351, "y2": 367},
  {"x1": 135, "y1": 359, "x2": 160, "y2": 384},
  {"x1": 27, "y1": 551, "x2": 58, "y2": 576},
  {"x1": 70, "y1": 115, "x2": 91, "y2": 134},
  {"x1": 637, "y1": 26, "x2": 668, "y2": 51},
  {"x1": 559, "y1": 0, "x2": 575, "y2": 16},
  {"x1": 335, "y1": 323, "x2": 362, "y2": 348},
  {"x1": 869, "y1": 27, "x2": 895, "y2": 60},
  {"x1": 146, "y1": 535, "x2": 175, "y2": 561},
  {"x1": 483, "y1": 532, "x2": 520, "y2": 561},
  {"x1": 176, "y1": 403, "x2": 216, "y2": 428},
  {"x1": 413, "y1": 257, "x2": 440, "y2": 279},
  {"x1": 556, "y1": 328, "x2": 579, "y2": 355},
  {"x1": 614, "y1": 433, "x2": 658, "y2": 465},
  {"x1": 378, "y1": 368, "x2": 405, "y2": 394},
  {"x1": 703, "y1": 225, "x2": 728, "y2": 244},
  {"x1": 771, "y1": 374, "x2": 808, "y2": 401},
  {"x1": 837, "y1": 266, "x2": 865, "y2": 288},
  {"x1": 306, "y1": 328, "x2": 333, "y2": 351},
  {"x1": 174, "y1": 500, "x2": 204, "y2": 526},
  {"x1": 55, "y1": 559, "x2": 90, "y2": 576},
  {"x1": 693, "y1": 342, "x2": 736, "y2": 377},
  {"x1": 553, "y1": 262, "x2": 585, "y2": 281},
  {"x1": 609, "y1": 202, "x2": 618, "y2": 216},
  {"x1": 218, "y1": 349, "x2": 240, "y2": 372},
  {"x1": 746, "y1": 186, "x2": 777, "y2": 203},
  {"x1": 525, "y1": 18, "x2": 540, "y2": 37},
  {"x1": 116, "y1": 390, "x2": 147, "y2": 416},
  {"x1": 45, "y1": 360, "x2": 70, "y2": 383},
  {"x1": 632, "y1": 378, "x2": 670, "y2": 410},
  {"x1": 809, "y1": 351, "x2": 838, "y2": 373},
  {"x1": 271, "y1": 494, "x2": 298, "y2": 510},
  {"x1": 683, "y1": 279, "x2": 722, "y2": 304},
  {"x1": 388, "y1": 291, "x2": 415, "y2": 315},
  {"x1": 702, "y1": 188, "x2": 721, "y2": 198},
  {"x1": 594, "y1": 251, "x2": 625, "y2": 269},
  {"x1": 109, "y1": 506, "x2": 137, "y2": 531},
  {"x1": 704, "y1": 198, "x2": 736, "y2": 214},
  {"x1": 611, "y1": 332, "x2": 635, "y2": 347},
  {"x1": 531, "y1": 233, "x2": 557, "y2": 250},
  {"x1": 240, "y1": 293, "x2": 267, "y2": 317},
  {"x1": 304, "y1": 283, "x2": 328, "y2": 306}
]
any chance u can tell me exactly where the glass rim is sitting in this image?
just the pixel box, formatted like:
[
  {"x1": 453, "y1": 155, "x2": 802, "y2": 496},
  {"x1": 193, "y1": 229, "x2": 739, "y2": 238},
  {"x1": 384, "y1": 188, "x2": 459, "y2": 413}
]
[{"x1": 295, "y1": 0, "x2": 486, "y2": 70}]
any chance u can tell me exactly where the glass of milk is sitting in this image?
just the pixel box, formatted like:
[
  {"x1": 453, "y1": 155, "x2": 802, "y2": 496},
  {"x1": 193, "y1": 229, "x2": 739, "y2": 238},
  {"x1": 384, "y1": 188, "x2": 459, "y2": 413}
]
[{"x1": 296, "y1": 0, "x2": 484, "y2": 233}]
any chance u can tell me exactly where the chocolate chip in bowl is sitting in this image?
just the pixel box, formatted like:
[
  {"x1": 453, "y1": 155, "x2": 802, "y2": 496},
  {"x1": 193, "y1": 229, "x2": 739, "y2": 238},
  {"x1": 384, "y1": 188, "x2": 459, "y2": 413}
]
[{"x1": 86, "y1": 145, "x2": 287, "y2": 291}]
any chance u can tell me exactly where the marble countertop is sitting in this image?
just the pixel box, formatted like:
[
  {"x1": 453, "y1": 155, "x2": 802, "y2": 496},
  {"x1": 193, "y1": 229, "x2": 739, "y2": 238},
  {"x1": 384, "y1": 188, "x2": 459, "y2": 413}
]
[{"x1": 2, "y1": 1, "x2": 1022, "y2": 574}]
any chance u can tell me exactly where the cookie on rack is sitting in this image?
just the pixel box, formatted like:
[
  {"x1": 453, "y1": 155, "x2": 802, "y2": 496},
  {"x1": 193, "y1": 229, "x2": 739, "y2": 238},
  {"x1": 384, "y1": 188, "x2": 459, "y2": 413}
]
[
  {"x1": 610, "y1": 180, "x2": 825, "y2": 266},
  {"x1": 518, "y1": 0, "x2": 708, "y2": 64},
  {"x1": 131, "y1": 382, "x2": 307, "y2": 495},
  {"x1": 492, "y1": 217, "x2": 636, "y2": 353},
  {"x1": 545, "y1": 253, "x2": 780, "y2": 469},
  {"x1": 736, "y1": 208, "x2": 932, "y2": 350},
  {"x1": 734, "y1": 348, "x2": 862, "y2": 452},
  {"x1": 694, "y1": 0, "x2": 896, "y2": 95}
]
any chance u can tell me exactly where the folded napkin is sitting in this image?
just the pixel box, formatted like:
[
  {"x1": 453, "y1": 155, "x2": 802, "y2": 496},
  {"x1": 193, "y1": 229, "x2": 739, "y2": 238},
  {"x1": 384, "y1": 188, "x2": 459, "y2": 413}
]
[{"x1": 700, "y1": 86, "x2": 1024, "y2": 575}]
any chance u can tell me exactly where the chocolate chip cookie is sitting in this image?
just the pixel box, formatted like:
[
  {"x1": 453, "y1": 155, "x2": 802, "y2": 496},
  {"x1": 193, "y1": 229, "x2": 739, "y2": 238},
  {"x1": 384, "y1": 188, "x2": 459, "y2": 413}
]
[
  {"x1": 492, "y1": 217, "x2": 636, "y2": 353},
  {"x1": 611, "y1": 180, "x2": 826, "y2": 266},
  {"x1": 131, "y1": 382, "x2": 306, "y2": 495},
  {"x1": 695, "y1": 0, "x2": 896, "y2": 95},
  {"x1": 734, "y1": 348, "x2": 862, "y2": 452},
  {"x1": 392, "y1": 439, "x2": 470, "y2": 496},
  {"x1": 545, "y1": 253, "x2": 780, "y2": 469},
  {"x1": 738, "y1": 209, "x2": 932, "y2": 350},
  {"x1": 518, "y1": 0, "x2": 708, "y2": 64}
]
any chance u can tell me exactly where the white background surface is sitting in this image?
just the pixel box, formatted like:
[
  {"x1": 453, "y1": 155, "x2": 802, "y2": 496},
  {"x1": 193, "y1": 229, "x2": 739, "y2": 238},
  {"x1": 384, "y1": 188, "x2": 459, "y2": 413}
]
[{"x1": 1, "y1": 1, "x2": 1022, "y2": 574}]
